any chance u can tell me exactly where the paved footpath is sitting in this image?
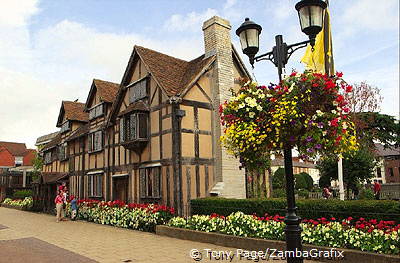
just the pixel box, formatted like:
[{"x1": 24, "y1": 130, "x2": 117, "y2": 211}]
[{"x1": 0, "y1": 207, "x2": 321, "y2": 263}]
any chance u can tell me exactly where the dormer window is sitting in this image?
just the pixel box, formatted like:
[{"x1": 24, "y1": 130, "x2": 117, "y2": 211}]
[
  {"x1": 129, "y1": 78, "x2": 148, "y2": 103},
  {"x1": 89, "y1": 103, "x2": 104, "y2": 120},
  {"x1": 60, "y1": 121, "x2": 71, "y2": 133}
]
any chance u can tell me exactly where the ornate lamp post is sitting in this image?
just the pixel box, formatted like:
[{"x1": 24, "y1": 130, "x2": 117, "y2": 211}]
[{"x1": 236, "y1": 1, "x2": 327, "y2": 263}]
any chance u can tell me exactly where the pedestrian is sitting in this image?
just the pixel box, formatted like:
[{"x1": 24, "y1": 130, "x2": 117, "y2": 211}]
[
  {"x1": 54, "y1": 190, "x2": 64, "y2": 223},
  {"x1": 373, "y1": 180, "x2": 381, "y2": 200},
  {"x1": 70, "y1": 195, "x2": 78, "y2": 221},
  {"x1": 323, "y1": 186, "x2": 331, "y2": 199}
]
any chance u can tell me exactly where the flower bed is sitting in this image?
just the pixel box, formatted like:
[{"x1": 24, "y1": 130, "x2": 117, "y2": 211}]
[
  {"x1": 67, "y1": 199, "x2": 175, "y2": 232},
  {"x1": 1, "y1": 197, "x2": 33, "y2": 210},
  {"x1": 168, "y1": 212, "x2": 399, "y2": 255}
]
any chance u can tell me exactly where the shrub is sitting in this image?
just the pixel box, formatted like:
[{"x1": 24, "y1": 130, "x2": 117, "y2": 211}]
[
  {"x1": 190, "y1": 198, "x2": 400, "y2": 222},
  {"x1": 272, "y1": 168, "x2": 285, "y2": 189},
  {"x1": 359, "y1": 188, "x2": 375, "y2": 200},
  {"x1": 272, "y1": 188, "x2": 286, "y2": 198},
  {"x1": 296, "y1": 172, "x2": 314, "y2": 190},
  {"x1": 13, "y1": 190, "x2": 32, "y2": 199}
]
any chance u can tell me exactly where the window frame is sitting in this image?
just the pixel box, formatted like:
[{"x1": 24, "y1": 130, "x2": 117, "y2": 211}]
[
  {"x1": 88, "y1": 130, "x2": 103, "y2": 153},
  {"x1": 87, "y1": 172, "x2": 103, "y2": 198},
  {"x1": 89, "y1": 103, "x2": 105, "y2": 120},
  {"x1": 129, "y1": 78, "x2": 148, "y2": 103},
  {"x1": 139, "y1": 167, "x2": 161, "y2": 199},
  {"x1": 44, "y1": 151, "x2": 52, "y2": 164},
  {"x1": 60, "y1": 121, "x2": 71, "y2": 133},
  {"x1": 58, "y1": 143, "x2": 68, "y2": 161},
  {"x1": 120, "y1": 113, "x2": 148, "y2": 142}
]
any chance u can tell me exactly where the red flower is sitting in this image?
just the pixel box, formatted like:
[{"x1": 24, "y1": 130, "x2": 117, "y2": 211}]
[
  {"x1": 290, "y1": 72, "x2": 297, "y2": 77},
  {"x1": 336, "y1": 72, "x2": 343, "y2": 78},
  {"x1": 336, "y1": 95, "x2": 344, "y2": 103},
  {"x1": 345, "y1": 85, "x2": 353, "y2": 93},
  {"x1": 329, "y1": 118, "x2": 339, "y2": 127}
]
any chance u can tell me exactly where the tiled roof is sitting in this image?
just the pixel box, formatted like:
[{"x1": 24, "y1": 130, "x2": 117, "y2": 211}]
[
  {"x1": 135, "y1": 46, "x2": 215, "y2": 96},
  {"x1": 374, "y1": 143, "x2": 400, "y2": 157},
  {"x1": 62, "y1": 101, "x2": 89, "y2": 123},
  {"x1": 93, "y1": 79, "x2": 119, "y2": 103},
  {"x1": 66, "y1": 123, "x2": 89, "y2": 142},
  {"x1": 0, "y1": 141, "x2": 27, "y2": 156},
  {"x1": 271, "y1": 158, "x2": 317, "y2": 169},
  {"x1": 35, "y1": 131, "x2": 59, "y2": 145},
  {"x1": 118, "y1": 101, "x2": 150, "y2": 116},
  {"x1": 41, "y1": 133, "x2": 62, "y2": 152}
]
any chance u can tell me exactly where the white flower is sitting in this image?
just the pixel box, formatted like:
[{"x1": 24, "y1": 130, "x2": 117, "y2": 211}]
[
  {"x1": 256, "y1": 105, "x2": 263, "y2": 111},
  {"x1": 316, "y1": 110, "x2": 323, "y2": 116},
  {"x1": 249, "y1": 112, "x2": 255, "y2": 118}
]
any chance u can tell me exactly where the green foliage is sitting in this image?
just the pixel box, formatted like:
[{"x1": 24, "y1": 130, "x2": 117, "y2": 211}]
[
  {"x1": 272, "y1": 188, "x2": 286, "y2": 198},
  {"x1": 296, "y1": 189, "x2": 310, "y2": 199},
  {"x1": 299, "y1": 172, "x2": 314, "y2": 190},
  {"x1": 272, "y1": 168, "x2": 285, "y2": 189},
  {"x1": 32, "y1": 152, "x2": 43, "y2": 180},
  {"x1": 317, "y1": 147, "x2": 377, "y2": 190},
  {"x1": 12, "y1": 190, "x2": 32, "y2": 199},
  {"x1": 354, "y1": 112, "x2": 400, "y2": 148},
  {"x1": 359, "y1": 188, "x2": 375, "y2": 200},
  {"x1": 190, "y1": 198, "x2": 400, "y2": 222}
]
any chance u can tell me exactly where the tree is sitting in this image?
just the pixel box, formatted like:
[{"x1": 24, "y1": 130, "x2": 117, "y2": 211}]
[
  {"x1": 343, "y1": 81, "x2": 399, "y2": 149},
  {"x1": 31, "y1": 153, "x2": 43, "y2": 180},
  {"x1": 354, "y1": 112, "x2": 400, "y2": 149},
  {"x1": 272, "y1": 168, "x2": 285, "y2": 189},
  {"x1": 317, "y1": 147, "x2": 377, "y2": 198},
  {"x1": 344, "y1": 81, "x2": 382, "y2": 113},
  {"x1": 295, "y1": 172, "x2": 314, "y2": 191}
]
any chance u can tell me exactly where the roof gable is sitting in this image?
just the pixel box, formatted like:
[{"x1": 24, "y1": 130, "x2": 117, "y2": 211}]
[
  {"x1": 0, "y1": 141, "x2": 27, "y2": 156},
  {"x1": 57, "y1": 101, "x2": 89, "y2": 127},
  {"x1": 84, "y1": 79, "x2": 120, "y2": 110}
]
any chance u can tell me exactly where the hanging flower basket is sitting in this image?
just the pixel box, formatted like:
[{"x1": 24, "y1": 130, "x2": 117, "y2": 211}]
[{"x1": 220, "y1": 71, "x2": 358, "y2": 170}]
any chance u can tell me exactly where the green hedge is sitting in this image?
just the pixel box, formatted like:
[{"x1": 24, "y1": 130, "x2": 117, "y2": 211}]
[
  {"x1": 12, "y1": 189, "x2": 33, "y2": 199},
  {"x1": 190, "y1": 198, "x2": 400, "y2": 222}
]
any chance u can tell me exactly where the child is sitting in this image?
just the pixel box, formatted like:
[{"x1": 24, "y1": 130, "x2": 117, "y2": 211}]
[{"x1": 70, "y1": 195, "x2": 78, "y2": 221}]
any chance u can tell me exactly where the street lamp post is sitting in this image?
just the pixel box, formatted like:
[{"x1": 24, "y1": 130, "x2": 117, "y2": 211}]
[{"x1": 236, "y1": 1, "x2": 327, "y2": 263}]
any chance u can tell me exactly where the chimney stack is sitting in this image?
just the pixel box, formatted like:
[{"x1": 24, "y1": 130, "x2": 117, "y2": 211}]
[{"x1": 202, "y1": 16, "x2": 246, "y2": 199}]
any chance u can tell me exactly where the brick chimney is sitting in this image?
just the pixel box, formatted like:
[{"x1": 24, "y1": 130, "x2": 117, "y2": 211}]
[{"x1": 202, "y1": 16, "x2": 245, "y2": 199}]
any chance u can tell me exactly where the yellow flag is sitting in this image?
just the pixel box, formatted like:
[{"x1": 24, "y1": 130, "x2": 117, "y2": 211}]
[{"x1": 301, "y1": 7, "x2": 334, "y2": 75}]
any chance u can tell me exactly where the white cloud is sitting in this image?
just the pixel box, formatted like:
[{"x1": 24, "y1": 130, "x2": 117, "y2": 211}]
[
  {"x1": 0, "y1": 3, "x2": 206, "y2": 148},
  {"x1": 0, "y1": 0, "x2": 39, "y2": 27},
  {"x1": 340, "y1": 0, "x2": 399, "y2": 34},
  {"x1": 164, "y1": 8, "x2": 218, "y2": 32}
]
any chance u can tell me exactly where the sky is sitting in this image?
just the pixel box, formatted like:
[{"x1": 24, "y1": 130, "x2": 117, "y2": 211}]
[{"x1": 0, "y1": 0, "x2": 398, "y2": 148}]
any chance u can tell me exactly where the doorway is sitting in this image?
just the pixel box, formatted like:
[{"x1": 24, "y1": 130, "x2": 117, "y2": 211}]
[{"x1": 113, "y1": 176, "x2": 128, "y2": 202}]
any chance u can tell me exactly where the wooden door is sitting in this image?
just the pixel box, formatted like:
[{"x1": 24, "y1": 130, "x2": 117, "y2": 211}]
[{"x1": 113, "y1": 177, "x2": 128, "y2": 202}]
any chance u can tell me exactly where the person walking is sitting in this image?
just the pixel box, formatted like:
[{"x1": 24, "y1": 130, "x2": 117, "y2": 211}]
[
  {"x1": 70, "y1": 195, "x2": 78, "y2": 221},
  {"x1": 54, "y1": 191, "x2": 64, "y2": 222},
  {"x1": 373, "y1": 180, "x2": 381, "y2": 200}
]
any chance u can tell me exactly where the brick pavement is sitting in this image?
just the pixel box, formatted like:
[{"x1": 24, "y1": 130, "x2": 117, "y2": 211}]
[{"x1": 0, "y1": 207, "x2": 321, "y2": 263}]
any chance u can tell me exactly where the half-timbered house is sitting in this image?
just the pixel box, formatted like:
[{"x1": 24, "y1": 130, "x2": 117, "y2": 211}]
[{"x1": 39, "y1": 16, "x2": 251, "y2": 215}]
